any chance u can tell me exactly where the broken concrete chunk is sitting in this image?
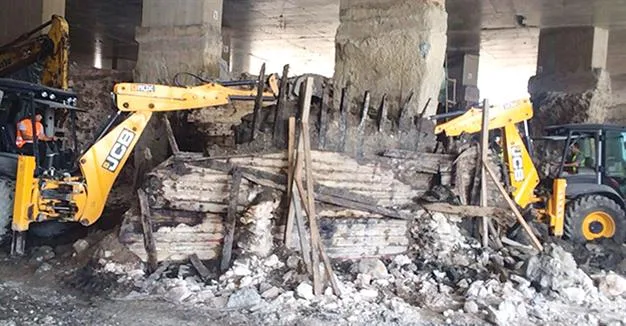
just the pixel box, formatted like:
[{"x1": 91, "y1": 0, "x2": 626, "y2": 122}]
[
  {"x1": 598, "y1": 272, "x2": 626, "y2": 297},
  {"x1": 357, "y1": 258, "x2": 389, "y2": 280},
  {"x1": 166, "y1": 286, "x2": 193, "y2": 303},
  {"x1": 286, "y1": 255, "x2": 301, "y2": 270},
  {"x1": 463, "y1": 300, "x2": 479, "y2": 314},
  {"x1": 227, "y1": 287, "x2": 262, "y2": 309},
  {"x1": 35, "y1": 262, "x2": 52, "y2": 274},
  {"x1": 358, "y1": 288, "x2": 379, "y2": 301},
  {"x1": 72, "y1": 239, "x2": 89, "y2": 255},
  {"x1": 261, "y1": 286, "x2": 282, "y2": 300},
  {"x1": 391, "y1": 254, "x2": 411, "y2": 268},
  {"x1": 295, "y1": 282, "x2": 315, "y2": 301},
  {"x1": 30, "y1": 246, "x2": 55, "y2": 262}
]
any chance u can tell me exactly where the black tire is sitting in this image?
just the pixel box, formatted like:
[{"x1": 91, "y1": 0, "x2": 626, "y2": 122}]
[
  {"x1": 0, "y1": 177, "x2": 15, "y2": 242},
  {"x1": 564, "y1": 195, "x2": 626, "y2": 244}
]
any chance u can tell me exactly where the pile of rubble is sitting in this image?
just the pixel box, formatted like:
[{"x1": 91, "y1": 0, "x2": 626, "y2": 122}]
[{"x1": 92, "y1": 210, "x2": 626, "y2": 325}]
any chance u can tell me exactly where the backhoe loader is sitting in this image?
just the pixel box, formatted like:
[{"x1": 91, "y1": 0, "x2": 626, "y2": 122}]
[
  {"x1": 1, "y1": 76, "x2": 278, "y2": 255},
  {"x1": 435, "y1": 99, "x2": 626, "y2": 244},
  {"x1": 0, "y1": 15, "x2": 69, "y2": 89}
]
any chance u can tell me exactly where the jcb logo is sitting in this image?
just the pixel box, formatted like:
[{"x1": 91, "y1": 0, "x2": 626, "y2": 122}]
[
  {"x1": 511, "y1": 146, "x2": 525, "y2": 182},
  {"x1": 102, "y1": 129, "x2": 135, "y2": 172}
]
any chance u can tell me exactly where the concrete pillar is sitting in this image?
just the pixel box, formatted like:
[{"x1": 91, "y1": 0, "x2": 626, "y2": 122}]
[
  {"x1": 333, "y1": 0, "x2": 447, "y2": 121},
  {"x1": 529, "y1": 26, "x2": 611, "y2": 133},
  {"x1": 135, "y1": 0, "x2": 224, "y2": 83},
  {"x1": 0, "y1": 0, "x2": 65, "y2": 44}
]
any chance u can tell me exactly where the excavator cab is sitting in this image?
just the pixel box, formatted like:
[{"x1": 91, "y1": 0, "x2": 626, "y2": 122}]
[{"x1": 0, "y1": 78, "x2": 80, "y2": 178}]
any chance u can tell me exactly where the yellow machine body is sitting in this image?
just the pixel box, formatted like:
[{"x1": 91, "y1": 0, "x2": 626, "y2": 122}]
[
  {"x1": 0, "y1": 15, "x2": 69, "y2": 89},
  {"x1": 435, "y1": 99, "x2": 566, "y2": 235},
  {"x1": 11, "y1": 80, "x2": 277, "y2": 233}
]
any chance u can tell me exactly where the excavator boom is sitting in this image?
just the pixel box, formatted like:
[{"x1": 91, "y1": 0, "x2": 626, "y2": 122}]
[
  {"x1": 435, "y1": 99, "x2": 540, "y2": 209},
  {"x1": 0, "y1": 15, "x2": 69, "y2": 89},
  {"x1": 11, "y1": 80, "x2": 278, "y2": 244}
]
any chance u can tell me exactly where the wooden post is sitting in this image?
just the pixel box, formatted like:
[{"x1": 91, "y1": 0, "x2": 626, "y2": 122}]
[
  {"x1": 338, "y1": 87, "x2": 348, "y2": 152},
  {"x1": 357, "y1": 91, "x2": 370, "y2": 159},
  {"x1": 318, "y1": 84, "x2": 329, "y2": 149},
  {"x1": 293, "y1": 134, "x2": 313, "y2": 273},
  {"x1": 251, "y1": 63, "x2": 266, "y2": 141},
  {"x1": 377, "y1": 94, "x2": 388, "y2": 133},
  {"x1": 162, "y1": 114, "x2": 180, "y2": 155},
  {"x1": 483, "y1": 161, "x2": 544, "y2": 251},
  {"x1": 398, "y1": 90, "x2": 414, "y2": 131},
  {"x1": 220, "y1": 168, "x2": 243, "y2": 272},
  {"x1": 137, "y1": 189, "x2": 158, "y2": 273},
  {"x1": 294, "y1": 177, "x2": 341, "y2": 297},
  {"x1": 273, "y1": 64, "x2": 290, "y2": 147},
  {"x1": 480, "y1": 99, "x2": 490, "y2": 248},
  {"x1": 284, "y1": 117, "x2": 297, "y2": 248},
  {"x1": 299, "y1": 77, "x2": 323, "y2": 295}
]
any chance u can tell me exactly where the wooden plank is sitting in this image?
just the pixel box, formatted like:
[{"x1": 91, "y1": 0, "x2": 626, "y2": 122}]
[
  {"x1": 398, "y1": 90, "x2": 414, "y2": 130},
  {"x1": 284, "y1": 117, "x2": 297, "y2": 248},
  {"x1": 377, "y1": 94, "x2": 388, "y2": 133},
  {"x1": 318, "y1": 83, "x2": 329, "y2": 149},
  {"x1": 357, "y1": 91, "x2": 370, "y2": 159},
  {"x1": 338, "y1": 87, "x2": 348, "y2": 152},
  {"x1": 480, "y1": 99, "x2": 490, "y2": 248},
  {"x1": 273, "y1": 64, "x2": 290, "y2": 147},
  {"x1": 220, "y1": 168, "x2": 243, "y2": 272},
  {"x1": 251, "y1": 63, "x2": 266, "y2": 141},
  {"x1": 299, "y1": 77, "x2": 323, "y2": 295},
  {"x1": 189, "y1": 253, "x2": 211, "y2": 282},
  {"x1": 162, "y1": 114, "x2": 180, "y2": 155},
  {"x1": 293, "y1": 131, "x2": 313, "y2": 273},
  {"x1": 137, "y1": 189, "x2": 158, "y2": 273},
  {"x1": 483, "y1": 159, "x2": 544, "y2": 251}
]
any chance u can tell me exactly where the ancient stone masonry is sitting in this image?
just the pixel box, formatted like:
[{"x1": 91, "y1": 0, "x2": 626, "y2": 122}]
[
  {"x1": 119, "y1": 150, "x2": 451, "y2": 262},
  {"x1": 334, "y1": 0, "x2": 447, "y2": 119}
]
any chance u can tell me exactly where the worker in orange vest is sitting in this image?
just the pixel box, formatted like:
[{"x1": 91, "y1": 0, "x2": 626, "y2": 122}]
[{"x1": 15, "y1": 113, "x2": 55, "y2": 157}]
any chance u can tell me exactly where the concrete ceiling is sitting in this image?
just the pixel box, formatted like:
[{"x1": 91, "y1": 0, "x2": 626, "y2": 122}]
[{"x1": 64, "y1": 0, "x2": 626, "y2": 101}]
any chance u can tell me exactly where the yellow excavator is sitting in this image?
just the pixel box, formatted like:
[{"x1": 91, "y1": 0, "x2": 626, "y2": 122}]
[
  {"x1": 0, "y1": 15, "x2": 69, "y2": 89},
  {"x1": 5, "y1": 77, "x2": 278, "y2": 255},
  {"x1": 435, "y1": 99, "x2": 626, "y2": 244}
]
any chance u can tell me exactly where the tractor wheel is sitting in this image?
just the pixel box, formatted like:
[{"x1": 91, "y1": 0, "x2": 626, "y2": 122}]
[
  {"x1": 564, "y1": 195, "x2": 626, "y2": 244},
  {"x1": 0, "y1": 177, "x2": 15, "y2": 243}
]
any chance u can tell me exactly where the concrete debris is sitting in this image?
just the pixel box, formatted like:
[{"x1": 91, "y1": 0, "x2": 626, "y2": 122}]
[
  {"x1": 30, "y1": 246, "x2": 55, "y2": 262},
  {"x1": 295, "y1": 282, "x2": 315, "y2": 301},
  {"x1": 227, "y1": 287, "x2": 262, "y2": 309},
  {"x1": 355, "y1": 258, "x2": 389, "y2": 280},
  {"x1": 72, "y1": 239, "x2": 90, "y2": 255},
  {"x1": 597, "y1": 272, "x2": 626, "y2": 298},
  {"x1": 99, "y1": 207, "x2": 626, "y2": 325}
]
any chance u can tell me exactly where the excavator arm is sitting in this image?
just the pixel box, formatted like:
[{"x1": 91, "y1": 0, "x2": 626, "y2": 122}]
[
  {"x1": 435, "y1": 99, "x2": 540, "y2": 209},
  {"x1": 12, "y1": 80, "x2": 278, "y2": 236},
  {"x1": 0, "y1": 15, "x2": 69, "y2": 89}
]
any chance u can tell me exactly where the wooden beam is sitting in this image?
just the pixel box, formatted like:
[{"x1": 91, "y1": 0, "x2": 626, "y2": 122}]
[
  {"x1": 377, "y1": 94, "x2": 388, "y2": 133},
  {"x1": 273, "y1": 64, "x2": 290, "y2": 147},
  {"x1": 357, "y1": 91, "x2": 370, "y2": 159},
  {"x1": 299, "y1": 77, "x2": 323, "y2": 295},
  {"x1": 284, "y1": 117, "x2": 297, "y2": 248},
  {"x1": 251, "y1": 63, "x2": 266, "y2": 141},
  {"x1": 137, "y1": 189, "x2": 158, "y2": 273},
  {"x1": 189, "y1": 253, "x2": 211, "y2": 282},
  {"x1": 338, "y1": 87, "x2": 348, "y2": 152},
  {"x1": 483, "y1": 160, "x2": 544, "y2": 251},
  {"x1": 162, "y1": 114, "x2": 180, "y2": 155},
  {"x1": 480, "y1": 99, "x2": 490, "y2": 248},
  {"x1": 318, "y1": 83, "x2": 329, "y2": 149},
  {"x1": 220, "y1": 168, "x2": 243, "y2": 272}
]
